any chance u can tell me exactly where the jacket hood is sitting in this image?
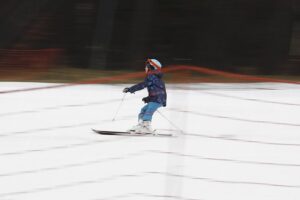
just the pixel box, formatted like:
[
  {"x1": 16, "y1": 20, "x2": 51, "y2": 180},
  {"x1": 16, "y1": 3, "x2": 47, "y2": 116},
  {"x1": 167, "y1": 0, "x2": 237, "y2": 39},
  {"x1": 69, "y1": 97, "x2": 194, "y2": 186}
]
[{"x1": 147, "y1": 70, "x2": 163, "y2": 78}]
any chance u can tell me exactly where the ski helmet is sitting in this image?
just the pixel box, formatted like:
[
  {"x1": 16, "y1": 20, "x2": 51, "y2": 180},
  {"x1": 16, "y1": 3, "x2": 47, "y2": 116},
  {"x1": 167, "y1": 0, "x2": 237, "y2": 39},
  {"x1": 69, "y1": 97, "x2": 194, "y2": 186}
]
[{"x1": 145, "y1": 58, "x2": 162, "y2": 70}]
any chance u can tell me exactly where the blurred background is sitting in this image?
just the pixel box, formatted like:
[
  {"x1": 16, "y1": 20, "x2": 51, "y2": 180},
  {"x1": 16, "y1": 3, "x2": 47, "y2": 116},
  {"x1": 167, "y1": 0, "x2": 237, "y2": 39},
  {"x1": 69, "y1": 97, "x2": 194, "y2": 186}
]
[{"x1": 0, "y1": 0, "x2": 300, "y2": 82}]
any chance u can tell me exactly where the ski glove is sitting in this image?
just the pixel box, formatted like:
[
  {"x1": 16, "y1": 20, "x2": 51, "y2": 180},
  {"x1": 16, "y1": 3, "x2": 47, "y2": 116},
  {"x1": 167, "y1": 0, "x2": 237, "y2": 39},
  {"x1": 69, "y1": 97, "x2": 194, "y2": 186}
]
[
  {"x1": 142, "y1": 96, "x2": 150, "y2": 103},
  {"x1": 123, "y1": 87, "x2": 130, "y2": 93}
]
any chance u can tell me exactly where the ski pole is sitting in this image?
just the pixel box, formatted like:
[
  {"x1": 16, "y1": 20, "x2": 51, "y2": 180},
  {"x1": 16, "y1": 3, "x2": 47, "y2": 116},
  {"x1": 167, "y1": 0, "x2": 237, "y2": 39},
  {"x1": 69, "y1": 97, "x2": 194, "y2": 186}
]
[
  {"x1": 112, "y1": 93, "x2": 126, "y2": 121},
  {"x1": 157, "y1": 110, "x2": 184, "y2": 134}
]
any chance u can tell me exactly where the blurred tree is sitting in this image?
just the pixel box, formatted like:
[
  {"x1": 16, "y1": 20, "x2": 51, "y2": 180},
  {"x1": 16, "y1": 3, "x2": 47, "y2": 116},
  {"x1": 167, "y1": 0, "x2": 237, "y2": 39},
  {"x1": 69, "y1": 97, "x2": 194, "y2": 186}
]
[{"x1": 0, "y1": 0, "x2": 296, "y2": 74}]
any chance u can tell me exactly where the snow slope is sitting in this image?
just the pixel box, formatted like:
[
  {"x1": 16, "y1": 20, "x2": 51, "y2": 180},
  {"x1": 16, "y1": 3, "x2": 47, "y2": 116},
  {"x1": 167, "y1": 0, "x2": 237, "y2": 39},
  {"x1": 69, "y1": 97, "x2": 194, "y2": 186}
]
[{"x1": 0, "y1": 82, "x2": 300, "y2": 200}]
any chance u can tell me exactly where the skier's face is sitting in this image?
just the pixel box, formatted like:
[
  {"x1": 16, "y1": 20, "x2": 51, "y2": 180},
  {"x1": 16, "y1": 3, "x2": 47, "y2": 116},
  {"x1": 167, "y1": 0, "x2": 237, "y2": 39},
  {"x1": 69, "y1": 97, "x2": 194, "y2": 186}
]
[{"x1": 145, "y1": 63, "x2": 151, "y2": 73}]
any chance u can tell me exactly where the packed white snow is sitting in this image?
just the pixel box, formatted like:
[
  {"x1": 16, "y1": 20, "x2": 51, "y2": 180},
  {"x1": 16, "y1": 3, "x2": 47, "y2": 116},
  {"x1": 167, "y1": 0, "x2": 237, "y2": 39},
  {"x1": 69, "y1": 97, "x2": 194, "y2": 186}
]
[{"x1": 0, "y1": 82, "x2": 300, "y2": 200}]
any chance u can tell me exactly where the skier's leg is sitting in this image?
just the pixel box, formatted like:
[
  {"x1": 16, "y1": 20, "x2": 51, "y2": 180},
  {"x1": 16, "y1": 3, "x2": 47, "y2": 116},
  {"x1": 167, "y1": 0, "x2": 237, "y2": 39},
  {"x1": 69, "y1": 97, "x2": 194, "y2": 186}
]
[
  {"x1": 140, "y1": 102, "x2": 162, "y2": 133},
  {"x1": 142, "y1": 102, "x2": 161, "y2": 121},
  {"x1": 128, "y1": 104, "x2": 148, "y2": 132},
  {"x1": 138, "y1": 104, "x2": 148, "y2": 121}
]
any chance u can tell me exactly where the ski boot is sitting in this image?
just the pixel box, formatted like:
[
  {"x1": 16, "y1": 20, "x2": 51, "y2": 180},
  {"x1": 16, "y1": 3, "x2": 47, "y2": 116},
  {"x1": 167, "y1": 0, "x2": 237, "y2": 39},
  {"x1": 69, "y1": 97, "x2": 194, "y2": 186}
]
[
  {"x1": 128, "y1": 119, "x2": 143, "y2": 133},
  {"x1": 128, "y1": 120, "x2": 153, "y2": 135}
]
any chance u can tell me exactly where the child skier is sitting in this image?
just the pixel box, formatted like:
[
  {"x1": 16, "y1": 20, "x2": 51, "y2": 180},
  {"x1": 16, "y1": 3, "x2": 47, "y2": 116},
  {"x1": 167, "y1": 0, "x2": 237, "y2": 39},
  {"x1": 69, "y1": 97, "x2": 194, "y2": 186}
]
[{"x1": 123, "y1": 58, "x2": 167, "y2": 134}]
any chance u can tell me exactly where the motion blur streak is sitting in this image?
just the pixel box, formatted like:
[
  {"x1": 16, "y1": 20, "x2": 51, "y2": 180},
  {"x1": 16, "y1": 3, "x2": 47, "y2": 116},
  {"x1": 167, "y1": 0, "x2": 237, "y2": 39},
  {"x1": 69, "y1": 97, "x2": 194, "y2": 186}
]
[{"x1": 0, "y1": 65, "x2": 299, "y2": 95}]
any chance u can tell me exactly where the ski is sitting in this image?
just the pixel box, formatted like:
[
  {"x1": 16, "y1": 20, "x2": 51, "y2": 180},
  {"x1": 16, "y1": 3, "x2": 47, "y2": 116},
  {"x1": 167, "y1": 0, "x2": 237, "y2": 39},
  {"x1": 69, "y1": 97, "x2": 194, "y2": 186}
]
[{"x1": 91, "y1": 129, "x2": 174, "y2": 137}]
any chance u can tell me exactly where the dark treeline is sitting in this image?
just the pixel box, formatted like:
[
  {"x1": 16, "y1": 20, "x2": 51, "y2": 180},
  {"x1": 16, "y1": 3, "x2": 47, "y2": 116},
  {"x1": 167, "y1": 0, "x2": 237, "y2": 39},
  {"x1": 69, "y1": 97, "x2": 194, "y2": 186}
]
[{"x1": 0, "y1": 0, "x2": 299, "y2": 74}]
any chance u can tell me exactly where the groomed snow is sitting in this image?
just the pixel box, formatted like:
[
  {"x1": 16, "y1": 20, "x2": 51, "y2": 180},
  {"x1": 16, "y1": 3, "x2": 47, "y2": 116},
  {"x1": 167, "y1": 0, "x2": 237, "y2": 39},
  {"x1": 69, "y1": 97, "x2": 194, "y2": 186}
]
[{"x1": 0, "y1": 82, "x2": 300, "y2": 200}]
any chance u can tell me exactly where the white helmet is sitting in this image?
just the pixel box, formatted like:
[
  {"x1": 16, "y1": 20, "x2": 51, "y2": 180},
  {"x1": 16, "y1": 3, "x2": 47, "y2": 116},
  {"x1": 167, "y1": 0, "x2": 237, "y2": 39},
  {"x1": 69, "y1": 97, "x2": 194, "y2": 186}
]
[{"x1": 146, "y1": 58, "x2": 162, "y2": 70}]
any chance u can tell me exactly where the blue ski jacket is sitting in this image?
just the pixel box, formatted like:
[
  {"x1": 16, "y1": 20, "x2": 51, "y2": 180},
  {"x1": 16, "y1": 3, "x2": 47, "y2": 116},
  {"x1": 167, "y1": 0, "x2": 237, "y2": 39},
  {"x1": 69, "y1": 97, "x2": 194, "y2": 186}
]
[{"x1": 128, "y1": 71, "x2": 167, "y2": 107}]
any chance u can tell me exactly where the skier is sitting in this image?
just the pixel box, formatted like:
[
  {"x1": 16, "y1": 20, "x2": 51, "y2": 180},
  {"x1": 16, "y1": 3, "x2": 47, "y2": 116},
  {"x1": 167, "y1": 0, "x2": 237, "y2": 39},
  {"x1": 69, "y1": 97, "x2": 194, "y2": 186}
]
[{"x1": 123, "y1": 58, "x2": 167, "y2": 134}]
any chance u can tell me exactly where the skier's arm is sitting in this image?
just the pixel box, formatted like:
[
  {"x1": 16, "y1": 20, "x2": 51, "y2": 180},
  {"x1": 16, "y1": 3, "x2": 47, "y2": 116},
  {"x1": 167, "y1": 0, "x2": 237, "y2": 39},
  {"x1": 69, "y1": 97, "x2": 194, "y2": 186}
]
[
  {"x1": 128, "y1": 81, "x2": 147, "y2": 93},
  {"x1": 127, "y1": 76, "x2": 154, "y2": 93}
]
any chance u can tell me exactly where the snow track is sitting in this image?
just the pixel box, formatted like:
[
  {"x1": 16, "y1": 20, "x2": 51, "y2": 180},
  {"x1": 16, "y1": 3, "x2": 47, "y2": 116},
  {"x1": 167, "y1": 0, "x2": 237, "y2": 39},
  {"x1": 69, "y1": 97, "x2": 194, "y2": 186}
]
[{"x1": 0, "y1": 82, "x2": 300, "y2": 200}]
